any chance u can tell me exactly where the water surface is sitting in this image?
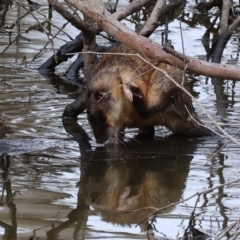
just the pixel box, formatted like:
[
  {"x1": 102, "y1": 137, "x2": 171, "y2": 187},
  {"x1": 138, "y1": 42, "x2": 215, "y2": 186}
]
[{"x1": 1, "y1": 1, "x2": 240, "y2": 239}]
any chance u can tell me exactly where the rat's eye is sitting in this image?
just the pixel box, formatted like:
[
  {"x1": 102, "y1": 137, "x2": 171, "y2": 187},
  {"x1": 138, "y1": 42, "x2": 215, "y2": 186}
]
[{"x1": 94, "y1": 92, "x2": 105, "y2": 101}]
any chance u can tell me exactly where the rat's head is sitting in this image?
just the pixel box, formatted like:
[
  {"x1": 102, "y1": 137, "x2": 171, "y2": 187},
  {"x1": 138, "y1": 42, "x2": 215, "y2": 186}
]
[{"x1": 85, "y1": 71, "x2": 125, "y2": 145}]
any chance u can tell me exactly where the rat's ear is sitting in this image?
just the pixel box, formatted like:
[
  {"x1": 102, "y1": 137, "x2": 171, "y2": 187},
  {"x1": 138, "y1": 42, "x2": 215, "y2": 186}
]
[
  {"x1": 122, "y1": 82, "x2": 143, "y2": 102},
  {"x1": 122, "y1": 83, "x2": 133, "y2": 102}
]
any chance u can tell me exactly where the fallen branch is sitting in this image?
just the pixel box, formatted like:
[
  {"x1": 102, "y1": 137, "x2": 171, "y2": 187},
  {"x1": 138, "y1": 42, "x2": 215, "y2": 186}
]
[{"x1": 66, "y1": 0, "x2": 240, "y2": 80}]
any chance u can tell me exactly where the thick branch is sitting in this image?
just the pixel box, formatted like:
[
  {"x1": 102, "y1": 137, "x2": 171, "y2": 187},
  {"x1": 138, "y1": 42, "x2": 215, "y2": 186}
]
[
  {"x1": 113, "y1": 0, "x2": 150, "y2": 21},
  {"x1": 212, "y1": 1, "x2": 238, "y2": 63},
  {"x1": 38, "y1": 33, "x2": 84, "y2": 72},
  {"x1": 66, "y1": 0, "x2": 240, "y2": 81},
  {"x1": 229, "y1": 15, "x2": 240, "y2": 32},
  {"x1": 139, "y1": 0, "x2": 166, "y2": 37},
  {"x1": 138, "y1": 0, "x2": 185, "y2": 37},
  {"x1": 47, "y1": 0, "x2": 89, "y2": 32},
  {"x1": 219, "y1": 0, "x2": 230, "y2": 34}
]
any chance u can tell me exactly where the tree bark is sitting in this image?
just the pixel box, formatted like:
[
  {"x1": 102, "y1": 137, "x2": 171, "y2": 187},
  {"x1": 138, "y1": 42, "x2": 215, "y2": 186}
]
[{"x1": 65, "y1": 0, "x2": 240, "y2": 81}]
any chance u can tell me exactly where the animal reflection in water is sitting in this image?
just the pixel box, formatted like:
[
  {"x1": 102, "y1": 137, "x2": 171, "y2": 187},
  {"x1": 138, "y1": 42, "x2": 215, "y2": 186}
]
[
  {"x1": 86, "y1": 44, "x2": 212, "y2": 145},
  {"x1": 78, "y1": 137, "x2": 193, "y2": 226}
]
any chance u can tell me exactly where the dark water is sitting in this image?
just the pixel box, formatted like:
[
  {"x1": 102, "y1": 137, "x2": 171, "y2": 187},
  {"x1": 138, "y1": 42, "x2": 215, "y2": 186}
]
[{"x1": 1, "y1": 1, "x2": 240, "y2": 239}]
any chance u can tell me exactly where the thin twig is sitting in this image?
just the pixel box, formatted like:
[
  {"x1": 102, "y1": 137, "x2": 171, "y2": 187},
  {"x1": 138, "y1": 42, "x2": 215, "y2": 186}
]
[
  {"x1": 207, "y1": 129, "x2": 240, "y2": 164},
  {"x1": 216, "y1": 217, "x2": 240, "y2": 240},
  {"x1": 135, "y1": 178, "x2": 240, "y2": 226},
  {"x1": 15, "y1": 1, "x2": 68, "y2": 42},
  {"x1": 185, "y1": 105, "x2": 221, "y2": 137},
  {"x1": 179, "y1": 16, "x2": 186, "y2": 85}
]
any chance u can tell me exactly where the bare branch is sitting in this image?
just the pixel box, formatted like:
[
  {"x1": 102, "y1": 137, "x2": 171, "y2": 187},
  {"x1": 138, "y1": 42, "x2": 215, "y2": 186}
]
[
  {"x1": 113, "y1": 0, "x2": 150, "y2": 21},
  {"x1": 220, "y1": 0, "x2": 231, "y2": 34},
  {"x1": 139, "y1": 0, "x2": 166, "y2": 37},
  {"x1": 47, "y1": 0, "x2": 89, "y2": 32},
  {"x1": 229, "y1": 15, "x2": 240, "y2": 32}
]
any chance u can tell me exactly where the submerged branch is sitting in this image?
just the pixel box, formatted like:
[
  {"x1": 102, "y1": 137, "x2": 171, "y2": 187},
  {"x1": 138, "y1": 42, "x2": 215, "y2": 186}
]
[{"x1": 38, "y1": 33, "x2": 84, "y2": 73}]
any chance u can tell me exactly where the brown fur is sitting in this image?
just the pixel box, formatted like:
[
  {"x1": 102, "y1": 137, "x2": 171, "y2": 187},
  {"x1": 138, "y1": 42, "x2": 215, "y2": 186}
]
[{"x1": 86, "y1": 44, "x2": 212, "y2": 144}]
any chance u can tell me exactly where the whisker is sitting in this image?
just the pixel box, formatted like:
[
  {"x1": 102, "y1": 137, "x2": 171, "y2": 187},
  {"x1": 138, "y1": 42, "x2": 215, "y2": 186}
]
[
  {"x1": 125, "y1": 136, "x2": 142, "y2": 146},
  {"x1": 119, "y1": 138, "x2": 127, "y2": 147}
]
